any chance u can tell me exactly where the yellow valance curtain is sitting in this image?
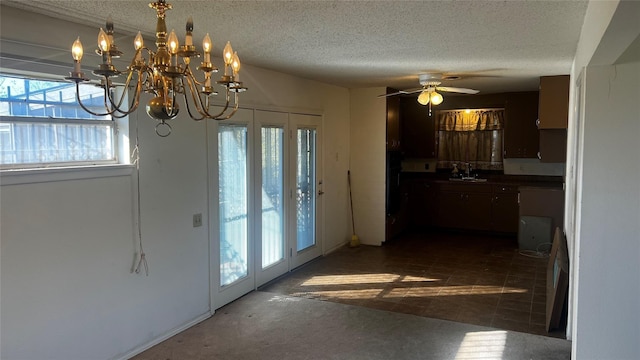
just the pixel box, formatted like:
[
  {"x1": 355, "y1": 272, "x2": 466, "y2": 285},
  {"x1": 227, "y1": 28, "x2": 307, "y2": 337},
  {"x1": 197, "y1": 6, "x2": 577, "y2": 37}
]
[
  {"x1": 436, "y1": 109, "x2": 505, "y2": 171},
  {"x1": 436, "y1": 109, "x2": 504, "y2": 132}
]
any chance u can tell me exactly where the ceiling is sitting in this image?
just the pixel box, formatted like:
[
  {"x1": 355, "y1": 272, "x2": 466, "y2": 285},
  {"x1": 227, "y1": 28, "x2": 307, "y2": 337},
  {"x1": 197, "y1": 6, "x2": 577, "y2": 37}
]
[{"x1": 3, "y1": 0, "x2": 590, "y2": 94}]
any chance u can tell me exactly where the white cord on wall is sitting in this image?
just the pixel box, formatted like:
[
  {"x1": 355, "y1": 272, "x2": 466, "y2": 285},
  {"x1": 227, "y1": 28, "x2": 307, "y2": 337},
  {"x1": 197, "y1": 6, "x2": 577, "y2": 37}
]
[{"x1": 132, "y1": 118, "x2": 149, "y2": 276}]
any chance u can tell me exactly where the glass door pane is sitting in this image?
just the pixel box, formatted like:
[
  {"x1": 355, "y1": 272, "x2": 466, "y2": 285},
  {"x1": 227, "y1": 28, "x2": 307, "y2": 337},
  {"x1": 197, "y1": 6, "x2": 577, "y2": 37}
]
[
  {"x1": 218, "y1": 124, "x2": 249, "y2": 286},
  {"x1": 296, "y1": 128, "x2": 316, "y2": 252},
  {"x1": 261, "y1": 126, "x2": 285, "y2": 268}
]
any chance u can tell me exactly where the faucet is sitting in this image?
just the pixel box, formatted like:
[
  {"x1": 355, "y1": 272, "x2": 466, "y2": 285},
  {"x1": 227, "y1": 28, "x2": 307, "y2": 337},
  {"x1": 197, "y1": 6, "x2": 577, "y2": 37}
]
[{"x1": 465, "y1": 162, "x2": 473, "y2": 178}]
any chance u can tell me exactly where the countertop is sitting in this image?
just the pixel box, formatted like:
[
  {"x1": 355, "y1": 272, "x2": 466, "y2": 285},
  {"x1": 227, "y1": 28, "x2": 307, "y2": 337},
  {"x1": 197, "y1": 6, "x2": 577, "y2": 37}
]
[{"x1": 402, "y1": 172, "x2": 564, "y2": 188}]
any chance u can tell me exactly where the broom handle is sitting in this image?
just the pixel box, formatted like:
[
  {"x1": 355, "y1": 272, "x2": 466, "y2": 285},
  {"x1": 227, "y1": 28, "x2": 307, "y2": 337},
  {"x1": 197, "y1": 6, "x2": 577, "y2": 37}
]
[{"x1": 348, "y1": 170, "x2": 355, "y2": 234}]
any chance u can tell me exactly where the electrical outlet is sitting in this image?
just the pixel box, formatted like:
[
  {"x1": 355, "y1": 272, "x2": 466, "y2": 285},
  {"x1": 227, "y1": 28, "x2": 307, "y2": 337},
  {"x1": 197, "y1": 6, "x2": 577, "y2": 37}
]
[{"x1": 193, "y1": 213, "x2": 203, "y2": 227}]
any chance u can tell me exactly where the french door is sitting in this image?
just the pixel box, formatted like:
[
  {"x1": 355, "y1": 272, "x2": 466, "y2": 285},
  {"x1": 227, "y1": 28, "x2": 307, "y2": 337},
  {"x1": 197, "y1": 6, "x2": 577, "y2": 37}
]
[
  {"x1": 290, "y1": 114, "x2": 323, "y2": 269},
  {"x1": 254, "y1": 110, "x2": 289, "y2": 286},
  {"x1": 210, "y1": 108, "x2": 255, "y2": 308},
  {"x1": 210, "y1": 110, "x2": 322, "y2": 309}
]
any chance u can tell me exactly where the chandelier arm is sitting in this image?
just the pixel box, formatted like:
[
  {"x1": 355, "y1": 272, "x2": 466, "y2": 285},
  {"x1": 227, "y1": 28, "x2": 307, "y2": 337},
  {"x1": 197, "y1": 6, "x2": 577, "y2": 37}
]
[
  {"x1": 116, "y1": 71, "x2": 145, "y2": 118},
  {"x1": 213, "y1": 92, "x2": 240, "y2": 121},
  {"x1": 132, "y1": 72, "x2": 146, "y2": 111},
  {"x1": 207, "y1": 87, "x2": 233, "y2": 119},
  {"x1": 181, "y1": 67, "x2": 211, "y2": 118},
  {"x1": 182, "y1": 67, "x2": 234, "y2": 120},
  {"x1": 103, "y1": 70, "x2": 139, "y2": 114},
  {"x1": 183, "y1": 66, "x2": 205, "y2": 87},
  {"x1": 181, "y1": 75, "x2": 208, "y2": 121},
  {"x1": 73, "y1": 82, "x2": 122, "y2": 117},
  {"x1": 161, "y1": 77, "x2": 179, "y2": 118}
]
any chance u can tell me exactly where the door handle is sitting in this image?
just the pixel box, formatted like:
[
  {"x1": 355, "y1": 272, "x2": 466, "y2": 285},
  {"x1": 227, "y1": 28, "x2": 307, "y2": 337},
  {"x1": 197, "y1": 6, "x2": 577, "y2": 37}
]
[{"x1": 318, "y1": 190, "x2": 325, "y2": 196}]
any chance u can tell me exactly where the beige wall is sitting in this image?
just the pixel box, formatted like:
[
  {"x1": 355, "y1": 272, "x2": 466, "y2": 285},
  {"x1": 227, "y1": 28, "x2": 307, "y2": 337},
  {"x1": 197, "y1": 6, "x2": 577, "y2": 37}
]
[{"x1": 349, "y1": 87, "x2": 386, "y2": 246}]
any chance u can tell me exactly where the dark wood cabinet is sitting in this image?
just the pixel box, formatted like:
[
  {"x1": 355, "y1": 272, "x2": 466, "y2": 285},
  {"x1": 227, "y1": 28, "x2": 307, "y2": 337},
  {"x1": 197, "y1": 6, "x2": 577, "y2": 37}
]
[
  {"x1": 386, "y1": 89, "x2": 401, "y2": 150},
  {"x1": 407, "y1": 180, "x2": 520, "y2": 234},
  {"x1": 491, "y1": 184, "x2": 519, "y2": 233},
  {"x1": 386, "y1": 179, "x2": 410, "y2": 241},
  {"x1": 400, "y1": 98, "x2": 436, "y2": 158},
  {"x1": 409, "y1": 180, "x2": 439, "y2": 227},
  {"x1": 436, "y1": 183, "x2": 493, "y2": 231},
  {"x1": 505, "y1": 92, "x2": 539, "y2": 158},
  {"x1": 538, "y1": 129, "x2": 567, "y2": 163},
  {"x1": 538, "y1": 75, "x2": 570, "y2": 129}
]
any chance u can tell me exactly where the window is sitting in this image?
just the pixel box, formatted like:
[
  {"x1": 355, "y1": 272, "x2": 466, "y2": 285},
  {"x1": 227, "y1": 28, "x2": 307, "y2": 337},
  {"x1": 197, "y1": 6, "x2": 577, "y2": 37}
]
[
  {"x1": 0, "y1": 74, "x2": 118, "y2": 168},
  {"x1": 436, "y1": 109, "x2": 505, "y2": 171}
]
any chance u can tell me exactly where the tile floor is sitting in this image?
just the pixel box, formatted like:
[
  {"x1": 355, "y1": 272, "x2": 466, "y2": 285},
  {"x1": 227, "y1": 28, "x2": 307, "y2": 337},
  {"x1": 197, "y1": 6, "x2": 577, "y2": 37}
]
[{"x1": 260, "y1": 229, "x2": 565, "y2": 337}]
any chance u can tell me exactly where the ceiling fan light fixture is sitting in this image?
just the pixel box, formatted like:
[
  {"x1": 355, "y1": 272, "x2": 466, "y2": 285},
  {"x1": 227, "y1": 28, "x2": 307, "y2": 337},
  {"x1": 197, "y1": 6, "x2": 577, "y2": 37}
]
[
  {"x1": 417, "y1": 90, "x2": 431, "y2": 105},
  {"x1": 430, "y1": 91, "x2": 444, "y2": 105}
]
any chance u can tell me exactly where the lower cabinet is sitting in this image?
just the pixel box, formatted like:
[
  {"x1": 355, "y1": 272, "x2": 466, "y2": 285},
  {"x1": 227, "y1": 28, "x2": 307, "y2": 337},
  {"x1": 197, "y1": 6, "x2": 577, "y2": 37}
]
[
  {"x1": 408, "y1": 180, "x2": 520, "y2": 233},
  {"x1": 409, "y1": 180, "x2": 439, "y2": 227},
  {"x1": 437, "y1": 183, "x2": 493, "y2": 231},
  {"x1": 491, "y1": 184, "x2": 519, "y2": 233},
  {"x1": 386, "y1": 180, "x2": 410, "y2": 241}
]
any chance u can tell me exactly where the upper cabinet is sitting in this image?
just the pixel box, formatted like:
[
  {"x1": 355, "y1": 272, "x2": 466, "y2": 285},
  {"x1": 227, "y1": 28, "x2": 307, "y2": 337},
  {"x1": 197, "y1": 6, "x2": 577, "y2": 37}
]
[
  {"x1": 386, "y1": 88, "x2": 401, "y2": 151},
  {"x1": 504, "y1": 92, "x2": 539, "y2": 158},
  {"x1": 400, "y1": 97, "x2": 436, "y2": 158},
  {"x1": 537, "y1": 75, "x2": 569, "y2": 162},
  {"x1": 538, "y1": 75, "x2": 570, "y2": 129}
]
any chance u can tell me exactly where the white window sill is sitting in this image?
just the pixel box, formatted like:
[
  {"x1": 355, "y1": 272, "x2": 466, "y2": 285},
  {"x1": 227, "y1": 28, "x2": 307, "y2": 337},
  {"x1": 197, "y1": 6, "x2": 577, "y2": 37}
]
[{"x1": 0, "y1": 164, "x2": 135, "y2": 186}]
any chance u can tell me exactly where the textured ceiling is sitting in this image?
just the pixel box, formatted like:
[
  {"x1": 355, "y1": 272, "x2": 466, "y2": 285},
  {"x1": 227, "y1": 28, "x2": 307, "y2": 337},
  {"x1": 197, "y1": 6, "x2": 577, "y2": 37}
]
[{"x1": 3, "y1": 0, "x2": 589, "y2": 94}]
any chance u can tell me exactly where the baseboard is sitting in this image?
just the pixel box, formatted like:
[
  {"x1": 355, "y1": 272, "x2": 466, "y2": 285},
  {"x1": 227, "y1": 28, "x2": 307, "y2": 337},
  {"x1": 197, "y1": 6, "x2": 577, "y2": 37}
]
[
  {"x1": 113, "y1": 311, "x2": 213, "y2": 360},
  {"x1": 324, "y1": 239, "x2": 351, "y2": 255}
]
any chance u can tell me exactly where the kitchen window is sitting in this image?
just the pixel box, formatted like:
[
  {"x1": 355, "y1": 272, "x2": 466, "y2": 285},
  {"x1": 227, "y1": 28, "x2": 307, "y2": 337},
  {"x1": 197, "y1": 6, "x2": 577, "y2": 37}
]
[
  {"x1": 0, "y1": 74, "x2": 120, "y2": 169},
  {"x1": 436, "y1": 109, "x2": 505, "y2": 171}
]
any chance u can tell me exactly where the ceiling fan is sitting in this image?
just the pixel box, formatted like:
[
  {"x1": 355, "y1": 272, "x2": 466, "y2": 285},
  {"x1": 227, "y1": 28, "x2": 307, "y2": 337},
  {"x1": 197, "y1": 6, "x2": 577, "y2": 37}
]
[{"x1": 380, "y1": 73, "x2": 479, "y2": 107}]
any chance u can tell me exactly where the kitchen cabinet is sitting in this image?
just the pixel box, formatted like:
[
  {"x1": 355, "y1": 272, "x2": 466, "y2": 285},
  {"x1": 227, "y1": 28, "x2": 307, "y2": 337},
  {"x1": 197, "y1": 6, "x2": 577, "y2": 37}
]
[
  {"x1": 436, "y1": 182, "x2": 493, "y2": 231},
  {"x1": 504, "y1": 92, "x2": 539, "y2": 158},
  {"x1": 386, "y1": 179, "x2": 410, "y2": 241},
  {"x1": 408, "y1": 180, "x2": 439, "y2": 227},
  {"x1": 538, "y1": 75, "x2": 569, "y2": 129},
  {"x1": 406, "y1": 180, "x2": 521, "y2": 234},
  {"x1": 538, "y1": 129, "x2": 567, "y2": 163},
  {"x1": 491, "y1": 184, "x2": 519, "y2": 233},
  {"x1": 519, "y1": 186, "x2": 565, "y2": 239},
  {"x1": 401, "y1": 97, "x2": 436, "y2": 158},
  {"x1": 386, "y1": 88, "x2": 401, "y2": 150}
]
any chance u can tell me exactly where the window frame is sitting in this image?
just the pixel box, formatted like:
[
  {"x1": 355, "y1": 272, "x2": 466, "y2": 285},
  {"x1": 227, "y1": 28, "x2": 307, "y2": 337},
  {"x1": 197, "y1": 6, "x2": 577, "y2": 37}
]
[{"x1": 0, "y1": 72, "x2": 130, "y2": 173}]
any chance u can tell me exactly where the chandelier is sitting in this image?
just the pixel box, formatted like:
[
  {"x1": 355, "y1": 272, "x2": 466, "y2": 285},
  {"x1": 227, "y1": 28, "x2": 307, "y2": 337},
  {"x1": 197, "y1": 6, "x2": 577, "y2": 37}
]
[{"x1": 65, "y1": 0, "x2": 247, "y2": 136}]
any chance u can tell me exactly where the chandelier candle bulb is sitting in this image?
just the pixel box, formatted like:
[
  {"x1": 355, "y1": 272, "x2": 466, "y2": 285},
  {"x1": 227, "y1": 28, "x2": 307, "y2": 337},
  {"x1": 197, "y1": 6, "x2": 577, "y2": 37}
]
[
  {"x1": 98, "y1": 28, "x2": 109, "y2": 53},
  {"x1": 72, "y1": 37, "x2": 83, "y2": 61},
  {"x1": 167, "y1": 29, "x2": 179, "y2": 67},
  {"x1": 71, "y1": 37, "x2": 84, "y2": 77},
  {"x1": 223, "y1": 41, "x2": 234, "y2": 76},
  {"x1": 134, "y1": 32, "x2": 144, "y2": 63},
  {"x1": 203, "y1": 33, "x2": 212, "y2": 63},
  {"x1": 232, "y1": 52, "x2": 241, "y2": 77}
]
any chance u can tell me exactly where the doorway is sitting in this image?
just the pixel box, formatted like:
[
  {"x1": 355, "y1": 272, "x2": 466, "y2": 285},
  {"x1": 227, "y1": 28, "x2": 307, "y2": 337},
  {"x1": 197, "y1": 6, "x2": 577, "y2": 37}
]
[{"x1": 209, "y1": 109, "x2": 323, "y2": 309}]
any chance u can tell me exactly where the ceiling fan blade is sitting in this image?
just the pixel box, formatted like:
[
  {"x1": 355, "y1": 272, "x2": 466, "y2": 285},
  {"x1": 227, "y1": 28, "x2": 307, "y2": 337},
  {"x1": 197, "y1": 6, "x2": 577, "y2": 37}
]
[
  {"x1": 377, "y1": 88, "x2": 423, "y2": 97},
  {"x1": 377, "y1": 92, "x2": 402, "y2": 98},
  {"x1": 436, "y1": 86, "x2": 479, "y2": 94}
]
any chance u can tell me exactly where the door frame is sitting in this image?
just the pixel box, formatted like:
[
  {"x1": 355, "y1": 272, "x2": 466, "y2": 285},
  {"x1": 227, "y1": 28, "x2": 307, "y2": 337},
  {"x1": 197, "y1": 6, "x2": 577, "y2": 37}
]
[{"x1": 208, "y1": 108, "x2": 324, "y2": 311}]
